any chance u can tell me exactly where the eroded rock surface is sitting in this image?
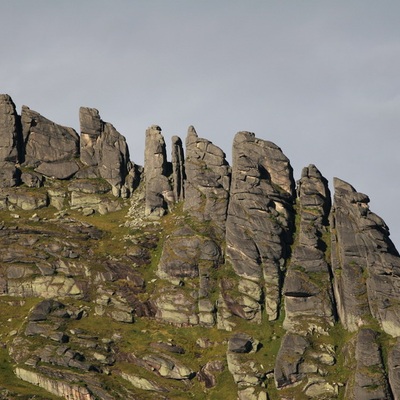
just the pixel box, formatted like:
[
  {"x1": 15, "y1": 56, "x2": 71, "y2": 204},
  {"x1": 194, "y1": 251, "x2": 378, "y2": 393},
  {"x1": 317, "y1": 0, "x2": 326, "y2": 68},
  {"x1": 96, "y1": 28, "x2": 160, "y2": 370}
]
[
  {"x1": 184, "y1": 125, "x2": 230, "y2": 233},
  {"x1": 21, "y1": 106, "x2": 79, "y2": 168},
  {"x1": 225, "y1": 131, "x2": 295, "y2": 324},
  {"x1": 345, "y1": 329, "x2": 391, "y2": 399},
  {"x1": 144, "y1": 125, "x2": 173, "y2": 216},
  {"x1": 283, "y1": 164, "x2": 335, "y2": 334},
  {"x1": 331, "y1": 178, "x2": 400, "y2": 336},
  {"x1": 79, "y1": 107, "x2": 132, "y2": 195}
]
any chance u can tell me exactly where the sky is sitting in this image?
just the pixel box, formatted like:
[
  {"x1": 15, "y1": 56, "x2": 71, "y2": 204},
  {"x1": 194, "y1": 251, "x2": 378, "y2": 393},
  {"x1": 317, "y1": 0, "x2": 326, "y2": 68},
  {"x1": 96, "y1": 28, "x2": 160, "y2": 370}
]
[{"x1": 1, "y1": 1, "x2": 400, "y2": 248}]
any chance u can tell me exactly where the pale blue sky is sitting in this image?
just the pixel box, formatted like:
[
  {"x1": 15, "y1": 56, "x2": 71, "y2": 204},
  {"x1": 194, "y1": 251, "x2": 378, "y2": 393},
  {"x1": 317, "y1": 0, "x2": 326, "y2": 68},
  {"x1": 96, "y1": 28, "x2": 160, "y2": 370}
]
[{"x1": 2, "y1": 1, "x2": 400, "y2": 247}]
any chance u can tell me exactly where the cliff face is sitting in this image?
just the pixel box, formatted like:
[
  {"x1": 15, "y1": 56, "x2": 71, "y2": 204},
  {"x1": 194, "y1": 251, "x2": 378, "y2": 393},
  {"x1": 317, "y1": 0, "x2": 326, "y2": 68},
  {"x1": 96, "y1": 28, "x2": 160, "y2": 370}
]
[{"x1": 0, "y1": 94, "x2": 399, "y2": 400}]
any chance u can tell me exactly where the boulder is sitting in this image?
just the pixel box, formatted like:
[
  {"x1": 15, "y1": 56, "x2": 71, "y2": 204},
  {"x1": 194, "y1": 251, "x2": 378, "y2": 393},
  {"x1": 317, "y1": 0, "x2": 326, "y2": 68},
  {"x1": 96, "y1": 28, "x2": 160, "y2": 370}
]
[
  {"x1": 142, "y1": 354, "x2": 194, "y2": 380},
  {"x1": 228, "y1": 333, "x2": 257, "y2": 354},
  {"x1": 197, "y1": 360, "x2": 224, "y2": 388},
  {"x1": 35, "y1": 160, "x2": 80, "y2": 180},
  {"x1": 0, "y1": 162, "x2": 20, "y2": 187},
  {"x1": 29, "y1": 299, "x2": 65, "y2": 321},
  {"x1": 274, "y1": 333, "x2": 309, "y2": 388}
]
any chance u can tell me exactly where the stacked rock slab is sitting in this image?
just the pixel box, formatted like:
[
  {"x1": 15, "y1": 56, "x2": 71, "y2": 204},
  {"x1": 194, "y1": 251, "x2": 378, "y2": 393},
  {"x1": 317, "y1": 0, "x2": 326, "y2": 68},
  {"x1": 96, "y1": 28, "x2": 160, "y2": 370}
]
[
  {"x1": 0, "y1": 94, "x2": 21, "y2": 187},
  {"x1": 224, "y1": 132, "x2": 295, "y2": 324},
  {"x1": 331, "y1": 178, "x2": 400, "y2": 336},
  {"x1": 183, "y1": 126, "x2": 231, "y2": 234},
  {"x1": 79, "y1": 107, "x2": 132, "y2": 196},
  {"x1": 283, "y1": 164, "x2": 335, "y2": 333},
  {"x1": 21, "y1": 106, "x2": 80, "y2": 179},
  {"x1": 144, "y1": 125, "x2": 173, "y2": 217}
]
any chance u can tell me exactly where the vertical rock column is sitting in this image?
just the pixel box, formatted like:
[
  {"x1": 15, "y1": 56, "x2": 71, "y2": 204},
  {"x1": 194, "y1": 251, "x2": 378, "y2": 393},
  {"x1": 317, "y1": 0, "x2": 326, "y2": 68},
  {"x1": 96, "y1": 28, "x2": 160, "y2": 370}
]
[
  {"x1": 331, "y1": 178, "x2": 400, "y2": 336},
  {"x1": 79, "y1": 107, "x2": 132, "y2": 196},
  {"x1": 153, "y1": 126, "x2": 229, "y2": 327},
  {"x1": 144, "y1": 125, "x2": 173, "y2": 217},
  {"x1": 0, "y1": 94, "x2": 21, "y2": 187},
  {"x1": 224, "y1": 132, "x2": 295, "y2": 324},
  {"x1": 183, "y1": 125, "x2": 231, "y2": 234},
  {"x1": 283, "y1": 164, "x2": 335, "y2": 333}
]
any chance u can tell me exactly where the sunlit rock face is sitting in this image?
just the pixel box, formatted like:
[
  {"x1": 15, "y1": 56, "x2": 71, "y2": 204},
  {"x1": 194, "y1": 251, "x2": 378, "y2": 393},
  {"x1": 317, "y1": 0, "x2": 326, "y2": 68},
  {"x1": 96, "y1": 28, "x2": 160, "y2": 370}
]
[
  {"x1": 183, "y1": 125, "x2": 231, "y2": 234},
  {"x1": 224, "y1": 131, "x2": 295, "y2": 324},
  {"x1": 79, "y1": 107, "x2": 132, "y2": 196},
  {"x1": 331, "y1": 177, "x2": 400, "y2": 336},
  {"x1": 283, "y1": 164, "x2": 335, "y2": 334},
  {"x1": 1, "y1": 93, "x2": 400, "y2": 399}
]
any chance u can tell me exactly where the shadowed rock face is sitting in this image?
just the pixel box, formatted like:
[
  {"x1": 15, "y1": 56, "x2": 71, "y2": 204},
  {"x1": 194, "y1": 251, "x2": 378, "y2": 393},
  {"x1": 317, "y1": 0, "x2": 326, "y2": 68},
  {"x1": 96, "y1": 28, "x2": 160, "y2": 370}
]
[
  {"x1": 224, "y1": 131, "x2": 295, "y2": 322},
  {"x1": 331, "y1": 178, "x2": 400, "y2": 336},
  {"x1": 171, "y1": 135, "x2": 185, "y2": 202}
]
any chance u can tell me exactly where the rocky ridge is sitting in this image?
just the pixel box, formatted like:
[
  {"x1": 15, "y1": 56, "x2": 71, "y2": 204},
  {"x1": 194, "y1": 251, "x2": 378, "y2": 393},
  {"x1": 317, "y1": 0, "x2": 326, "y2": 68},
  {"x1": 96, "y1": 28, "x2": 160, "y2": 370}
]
[{"x1": 0, "y1": 94, "x2": 399, "y2": 399}]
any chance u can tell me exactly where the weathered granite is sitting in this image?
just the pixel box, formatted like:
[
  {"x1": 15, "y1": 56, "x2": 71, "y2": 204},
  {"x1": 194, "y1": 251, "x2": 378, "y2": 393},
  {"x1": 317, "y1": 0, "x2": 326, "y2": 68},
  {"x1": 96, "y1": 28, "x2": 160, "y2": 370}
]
[
  {"x1": 225, "y1": 131, "x2": 295, "y2": 323},
  {"x1": 345, "y1": 329, "x2": 392, "y2": 399},
  {"x1": 331, "y1": 178, "x2": 400, "y2": 336},
  {"x1": 79, "y1": 107, "x2": 132, "y2": 195},
  {"x1": 283, "y1": 165, "x2": 335, "y2": 334},
  {"x1": 171, "y1": 135, "x2": 185, "y2": 202},
  {"x1": 21, "y1": 106, "x2": 79, "y2": 167},
  {"x1": 144, "y1": 125, "x2": 173, "y2": 216},
  {"x1": 0, "y1": 94, "x2": 21, "y2": 163},
  {"x1": 183, "y1": 125, "x2": 230, "y2": 233},
  {"x1": 274, "y1": 333, "x2": 309, "y2": 388},
  {"x1": 388, "y1": 338, "x2": 400, "y2": 399}
]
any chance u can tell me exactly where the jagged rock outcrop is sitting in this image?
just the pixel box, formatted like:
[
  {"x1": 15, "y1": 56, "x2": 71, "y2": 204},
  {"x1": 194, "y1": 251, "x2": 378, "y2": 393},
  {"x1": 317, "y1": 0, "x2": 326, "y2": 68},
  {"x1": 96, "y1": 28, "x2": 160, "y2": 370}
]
[
  {"x1": 79, "y1": 107, "x2": 132, "y2": 196},
  {"x1": 3, "y1": 93, "x2": 400, "y2": 400},
  {"x1": 144, "y1": 125, "x2": 173, "y2": 216},
  {"x1": 184, "y1": 125, "x2": 231, "y2": 233},
  {"x1": 283, "y1": 164, "x2": 335, "y2": 334},
  {"x1": 0, "y1": 95, "x2": 21, "y2": 187},
  {"x1": 224, "y1": 131, "x2": 295, "y2": 325},
  {"x1": 21, "y1": 106, "x2": 80, "y2": 174},
  {"x1": 331, "y1": 178, "x2": 400, "y2": 336}
]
